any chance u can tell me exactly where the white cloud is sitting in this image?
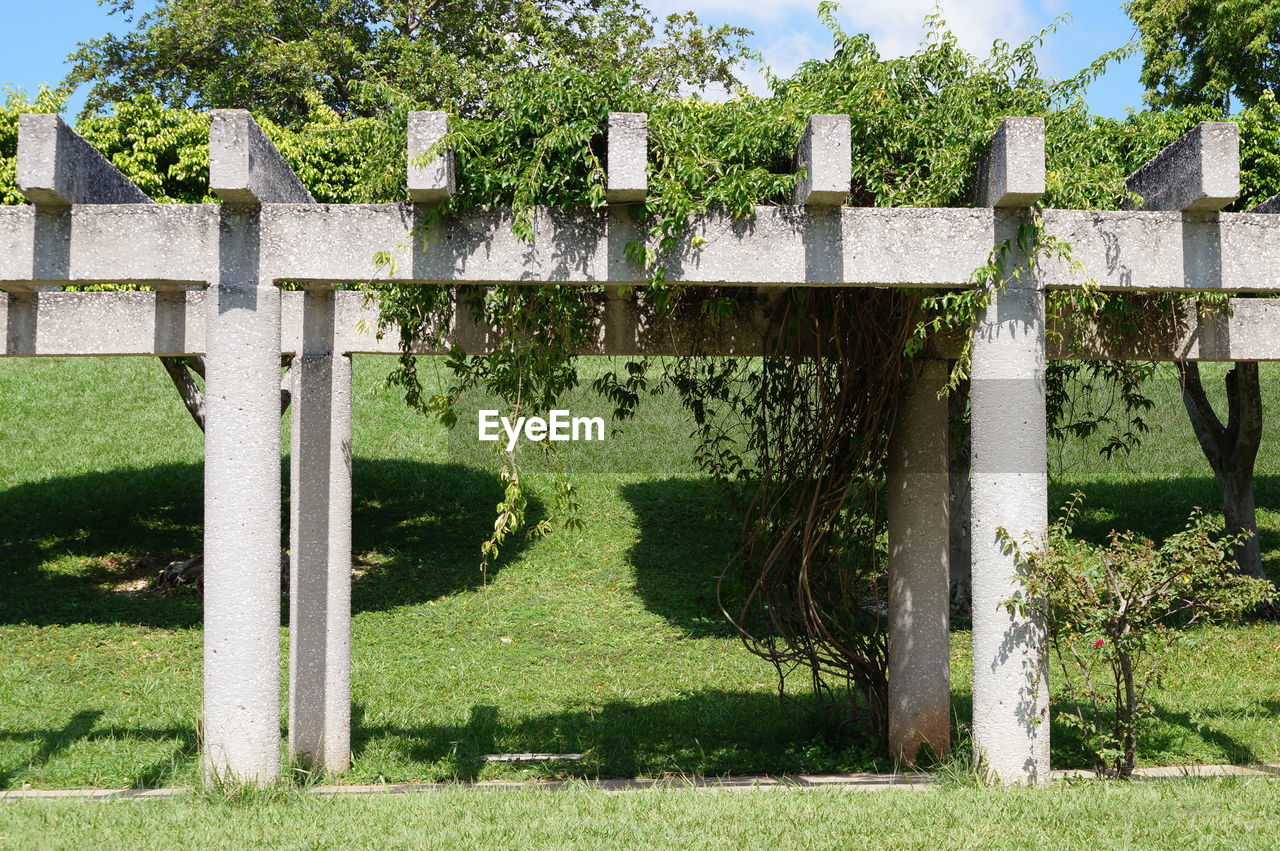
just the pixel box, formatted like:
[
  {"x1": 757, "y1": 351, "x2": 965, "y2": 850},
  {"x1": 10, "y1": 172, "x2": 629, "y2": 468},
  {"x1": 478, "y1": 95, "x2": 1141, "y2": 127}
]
[{"x1": 642, "y1": 0, "x2": 1040, "y2": 60}]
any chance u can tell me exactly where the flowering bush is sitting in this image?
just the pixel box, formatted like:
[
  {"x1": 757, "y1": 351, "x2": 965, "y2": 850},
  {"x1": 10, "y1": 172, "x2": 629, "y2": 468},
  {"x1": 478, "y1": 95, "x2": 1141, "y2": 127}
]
[{"x1": 1000, "y1": 492, "x2": 1275, "y2": 777}]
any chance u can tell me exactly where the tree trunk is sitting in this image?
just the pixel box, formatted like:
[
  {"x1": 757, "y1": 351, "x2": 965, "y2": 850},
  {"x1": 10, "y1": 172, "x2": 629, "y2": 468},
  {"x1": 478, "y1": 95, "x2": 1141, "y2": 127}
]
[
  {"x1": 1177, "y1": 361, "x2": 1266, "y2": 580},
  {"x1": 158, "y1": 354, "x2": 294, "y2": 433},
  {"x1": 948, "y1": 376, "x2": 972, "y2": 619}
]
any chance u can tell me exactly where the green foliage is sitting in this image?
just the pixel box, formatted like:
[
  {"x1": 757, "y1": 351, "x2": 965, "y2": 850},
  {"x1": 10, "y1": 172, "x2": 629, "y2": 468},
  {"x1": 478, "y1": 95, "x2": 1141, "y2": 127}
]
[
  {"x1": 66, "y1": 0, "x2": 752, "y2": 126},
  {"x1": 1001, "y1": 493, "x2": 1276, "y2": 777},
  {"x1": 1126, "y1": 0, "x2": 1280, "y2": 111}
]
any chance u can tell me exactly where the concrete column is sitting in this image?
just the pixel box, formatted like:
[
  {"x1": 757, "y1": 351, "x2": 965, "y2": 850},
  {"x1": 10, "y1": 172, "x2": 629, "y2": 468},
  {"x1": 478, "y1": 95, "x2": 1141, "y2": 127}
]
[
  {"x1": 969, "y1": 212, "x2": 1050, "y2": 783},
  {"x1": 887, "y1": 359, "x2": 951, "y2": 764},
  {"x1": 202, "y1": 109, "x2": 309, "y2": 783},
  {"x1": 288, "y1": 287, "x2": 353, "y2": 771},
  {"x1": 203, "y1": 205, "x2": 283, "y2": 782}
]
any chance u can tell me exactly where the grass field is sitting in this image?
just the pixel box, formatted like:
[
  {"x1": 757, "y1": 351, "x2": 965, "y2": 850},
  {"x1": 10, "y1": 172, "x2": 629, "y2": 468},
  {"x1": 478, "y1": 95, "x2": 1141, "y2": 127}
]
[
  {"x1": 3, "y1": 779, "x2": 1280, "y2": 849},
  {"x1": 1, "y1": 356, "x2": 1279, "y2": 796}
]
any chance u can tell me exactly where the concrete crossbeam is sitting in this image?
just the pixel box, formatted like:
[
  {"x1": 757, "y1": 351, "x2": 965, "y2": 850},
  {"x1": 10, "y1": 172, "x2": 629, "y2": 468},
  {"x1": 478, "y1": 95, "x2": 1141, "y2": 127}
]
[
  {"x1": 261, "y1": 204, "x2": 993, "y2": 287},
  {"x1": 972, "y1": 117, "x2": 1045, "y2": 208},
  {"x1": 794, "y1": 115, "x2": 851, "y2": 206},
  {"x1": 1125, "y1": 122, "x2": 1239, "y2": 212},
  {"x1": 407, "y1": 112, "x2": 455, "y2": 203},
  {"x1": 606, "y1": 113, "x2": 647, "y2": 203},
  {"x1": 4, "y1": 202, "x2": 1280, "y2": 292},
  {"x1": 6, "y1": 289, "x2": 1280, "y2": 362},
  {"x1": 210, "y1": 110, "x2": 314, "y2": 205},
  {"x1": 887, "y1": 359, "x2": 951, "y2": 765},
  {"x1": 17, "y1": 114, "x2": 151, "y2": 206}
]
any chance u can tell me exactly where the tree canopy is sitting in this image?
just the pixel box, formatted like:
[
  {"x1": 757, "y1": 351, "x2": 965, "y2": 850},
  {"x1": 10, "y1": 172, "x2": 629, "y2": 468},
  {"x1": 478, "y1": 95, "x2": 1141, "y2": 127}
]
[
  {"x1": 1127, "y1": 0, "x2": 1280, "y2": 111},
  {"x1": 65, "y1": 0, "x2": 752, "y2": 125}
]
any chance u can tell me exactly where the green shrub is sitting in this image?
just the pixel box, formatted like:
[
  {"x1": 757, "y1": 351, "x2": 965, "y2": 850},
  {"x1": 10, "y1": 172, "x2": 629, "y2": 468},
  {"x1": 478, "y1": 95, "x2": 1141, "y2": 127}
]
[{"x1": 1000, "y1": 493, "x2": 1276, "y2": 777}]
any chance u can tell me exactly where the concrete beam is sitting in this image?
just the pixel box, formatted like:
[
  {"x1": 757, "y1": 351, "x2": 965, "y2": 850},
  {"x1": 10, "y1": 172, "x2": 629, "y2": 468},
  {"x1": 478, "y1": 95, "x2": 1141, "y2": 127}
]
[
  {"x1": 1125, "y1": 122, "x2": 1239, "y2": 212},
  {"x1": 8, "y1": 288, "x2": 1280, "y2": 362},
  {"x1": 606, "y1": 113, "x2": 647, "y2": 204},
  {"x1": 210, "y1": 110, "x2": 313, "y2": 205},
  {"x1": 261, "y1": 204, "x2": 994, "y2": 287},
  {"x1": 407, "y1": 112, "x2": 455, "y2": 203},
  {"x1": 4, "y1": 202, "x2": 1280, "y2": 293},
  {"x1": 887, "y1": 359, "x2": 951, "y2": 765},
  {"x1": 973, "y1": 117, "x2": 1045, "y2": 208},
  {"x1": 794, "y1": 115, "x2": 850, "y2": 206},
  {"x1": 17, "y1": 114, "x2": 151, "y2": 206}
]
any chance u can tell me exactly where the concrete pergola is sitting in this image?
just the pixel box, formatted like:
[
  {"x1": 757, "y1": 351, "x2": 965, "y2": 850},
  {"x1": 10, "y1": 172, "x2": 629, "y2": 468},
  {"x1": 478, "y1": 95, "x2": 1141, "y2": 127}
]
[{"x1": 3, "y1": 109, "x2": 1277, "y2": 785}]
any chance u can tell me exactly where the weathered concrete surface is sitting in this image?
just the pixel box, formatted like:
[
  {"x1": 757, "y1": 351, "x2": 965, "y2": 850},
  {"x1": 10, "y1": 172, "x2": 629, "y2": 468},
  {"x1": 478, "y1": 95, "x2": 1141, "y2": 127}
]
[
  {"x1": 606, "y1": 113, "x2": 647, "y2": 203},
  {"x1": 1036, "y1": 210, "x2": 1280, "y2": 292},
  {"x1": 289, "y1": 288, "x2": 353, "y2": 772},
  {"x1": 1125, "y1": 122, "x2": 1239, "y2": 212},
  {"x1": 8, "y1": 289, "x2": 1280, "y2": 362},
  {"x1": 261, "y1": 204, "x2": 995, "y2": 287},
  {"x1": 17, "y1": 114, "x2": 151, "y2": 206},
  {"x1": 4, "y1": 199, "x2": 1280, "y2": 291},
  {"x1": 202, "y1": 205, "x2": 283, "y2": 783},
  {"x1": 210, "y1": 110, "x2": 314, "y2": 205},
  {"x1": 1254, "y1": 193, "x2": 1280, "y2": 214},
  {"x1": 407, "y1": 111, "x2": 455, "y2": 203},
  {"x1": 969, "y1": 214, "x2": 1050, "y2": 784},
  {"x1": 794, "y1": 114, "x2": 850, "y2": 206},
  {"x1": 887, "y1": 359, "x2": 951, "y2": 765},
  {"x1": 0, "y1": 290, "x2": 204, "y2": 356},
  {"x1": 973, "y1": 117, "x2": 1045, "y2": 208}
]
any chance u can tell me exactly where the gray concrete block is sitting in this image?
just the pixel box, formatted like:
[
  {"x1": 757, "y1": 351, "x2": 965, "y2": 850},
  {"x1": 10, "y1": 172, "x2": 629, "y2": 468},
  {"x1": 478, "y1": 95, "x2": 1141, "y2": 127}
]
[
  {"x1": 407, "y1": 111, "x2": 455, "y2": 203},
  {"x1": 973, "y1": 117, "x2": 1045, "y2": 208},
  {"x1": 210, "y1": 110, "x2": 314, "y2": 205},
  {"x1": 606, "y1": 112, "x2": 647, "y2": 203},
  {"x1": 17, "y1": 114, "x2": 151, "y2": 207},
  {"x1": 793, "y1": 114, "x2": 850, "y2": 205},
  {"x1": 1125, "y1": 121, "x2": 1239, "y2": 212}
]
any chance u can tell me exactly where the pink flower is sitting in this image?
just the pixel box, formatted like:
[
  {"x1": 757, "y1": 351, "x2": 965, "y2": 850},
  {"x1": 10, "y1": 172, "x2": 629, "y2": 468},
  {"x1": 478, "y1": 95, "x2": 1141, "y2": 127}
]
[{"x1": 1093, "y1": 639, "x2": 1105, "y2": 648}]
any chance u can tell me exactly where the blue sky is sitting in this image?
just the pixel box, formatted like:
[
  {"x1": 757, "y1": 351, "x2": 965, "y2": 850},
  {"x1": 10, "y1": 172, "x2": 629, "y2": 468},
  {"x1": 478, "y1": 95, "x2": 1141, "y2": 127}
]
[{"x1": 1, "y1": 0, "x2": 1145, "y2": 119}]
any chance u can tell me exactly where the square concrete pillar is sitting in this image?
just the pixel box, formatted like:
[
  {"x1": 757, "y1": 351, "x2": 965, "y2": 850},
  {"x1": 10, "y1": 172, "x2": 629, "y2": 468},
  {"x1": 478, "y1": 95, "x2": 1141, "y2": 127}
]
[
  {"x1": 969, "y1": 212, "x2": 1050, "y2": 784},
  {"x1": 202, "y1": 206, "x2": 283, "y2": 783},
  {"x1": 887, "y1": 359, "x2": 951, "y2": 764},
  {"x1": 288, "y1": 287, "x2": 353, "y2": 772}
]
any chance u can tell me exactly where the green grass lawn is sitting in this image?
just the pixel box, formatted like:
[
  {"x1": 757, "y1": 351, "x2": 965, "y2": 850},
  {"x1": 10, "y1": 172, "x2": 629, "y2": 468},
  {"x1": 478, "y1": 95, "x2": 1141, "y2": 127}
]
[
  {"x1": 3, "y1": 779, "x2": 1280, "y2": 849},
  {"x1": 1, "y1": 357, "x2": 1279, "y2": 793}
]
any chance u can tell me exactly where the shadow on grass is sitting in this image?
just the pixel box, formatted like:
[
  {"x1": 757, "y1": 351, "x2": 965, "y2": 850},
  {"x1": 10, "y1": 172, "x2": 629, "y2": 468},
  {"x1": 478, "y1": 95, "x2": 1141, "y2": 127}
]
[
  {"x1": 1049, "y1": 474, "x2": 1280, "y2": 578},
  {"x1": 0, "y1": 710, "x2": 196, "y2": 789},
  {"x1": 0, "y1": 459, "x2": 539, "y2": 627},
  {"x1": 1020, "y1": 692, "x2": 1279, "y2": 770},
  {"x1": 352, "y1": 690, "x2": 882, "y2": 781},
  {"x1": 619, "y1": 478, "x2": 738, "y2": 638}
]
